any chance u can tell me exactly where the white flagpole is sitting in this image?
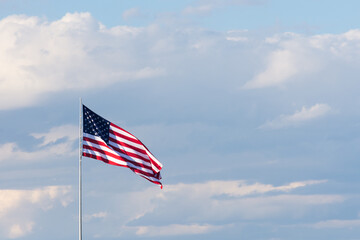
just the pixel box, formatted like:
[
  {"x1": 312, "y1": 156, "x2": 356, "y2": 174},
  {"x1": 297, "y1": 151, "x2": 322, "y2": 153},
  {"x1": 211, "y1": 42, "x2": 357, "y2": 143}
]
[{"x1": 79, "y1": 98, "x2": 83, "y2": 240}]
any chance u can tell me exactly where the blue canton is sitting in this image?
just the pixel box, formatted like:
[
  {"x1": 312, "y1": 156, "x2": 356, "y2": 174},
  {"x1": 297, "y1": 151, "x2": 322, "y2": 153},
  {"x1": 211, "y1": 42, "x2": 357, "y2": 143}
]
[{"x1": 83, "y1": 105, "x2": 110, "y2": 144}]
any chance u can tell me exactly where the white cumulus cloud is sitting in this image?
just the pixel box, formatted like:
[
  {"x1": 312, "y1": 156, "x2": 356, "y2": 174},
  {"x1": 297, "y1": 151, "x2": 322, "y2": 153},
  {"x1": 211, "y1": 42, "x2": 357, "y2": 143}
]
[
  {"x1": 243, "y1": 30, "x2": 360, "y2": 89},
  {"x1": 243, "y1": 46, "x2": 320, "y2": 89},
  {"x1": 0, "y1": 12, "x2": 165, "y2": 110}
]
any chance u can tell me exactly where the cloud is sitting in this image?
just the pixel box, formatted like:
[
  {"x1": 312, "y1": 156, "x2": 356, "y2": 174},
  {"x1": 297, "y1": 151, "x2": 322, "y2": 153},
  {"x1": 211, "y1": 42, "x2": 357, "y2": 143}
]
[
  {"x1": 77, "y1": 179, "x2": 345, "y2": 239},
  {"x1": 122, "y1": 8, "x2": 141, "y2": 20},
  {"x1": 183, "y1": 0, "x2": 267, "y2": 15},
  {"x1": 226, "y1": 30, "x2": 248, "y2": 42},
  {"x1": 165, "y1": 179, "x2": 327, "y2": 197},
  {"x1": 312, "y1": 219, "x2": 360, "y2": 229},
  {"x1": 0, "y1": 12, "x2": 165, "y2": 110},
  {"x1": 212, "y1": 194, "x2": 344, "y2": 220},
  {"x1": 135, "y1": 180, "x2": 334, "y2": 221},
  {"x1": 0, "y1": 185, "x2": 73, "y2": 216},
  {"x1": 0, "y1": 125, "x2": 77, "y2": 163},
  {"x1": 84, "y1": 212, "x2": 108, "y2": 222},
  {"x1": 134, "y1": 223, "x2": 227, "y2": 236},
  {"x1": 259, "y1": 103, "x2": 332, "y2": 129},
  {"x1": 183, "y1": 4, "x2": 215, "y2": 15},
  {"x1": 8, "y1": 222, "x2": 34, "y2": 239},
  {"x1": 243, "y1": 29, "x2": 360, "y2": 89},
  {"x1": 150, "y1": 180, "x2": 340, "y2": 221},
  {"x1": 0, "y1": 141, "x2": 76, "y2": 163},
  {"x1": 2, "y1": 12, "x2": 360, "y2": 112},
  {"x1": 0, "y1": 185, "x2": 73, "y2": 238},
  {"x1": 244, "y1": 49, "x2": 300, "y2": 88},
  {"x1": 31, "y1": 124, "x2": 78, "y2": 147},
  {"x1": 243, "y1": 46, "x2": 320, "y2": 89}
]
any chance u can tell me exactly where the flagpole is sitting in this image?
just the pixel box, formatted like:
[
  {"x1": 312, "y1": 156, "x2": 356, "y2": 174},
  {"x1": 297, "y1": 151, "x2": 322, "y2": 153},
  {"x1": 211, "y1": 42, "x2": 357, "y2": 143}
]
[{"x1": 79, "y1": 98, "x2": 83, "y2": 240}]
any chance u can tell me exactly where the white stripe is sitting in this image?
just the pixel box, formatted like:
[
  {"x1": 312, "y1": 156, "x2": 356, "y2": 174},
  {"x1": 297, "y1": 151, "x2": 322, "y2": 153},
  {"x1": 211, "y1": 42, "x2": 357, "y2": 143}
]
[
  {"x1": 108, "y1": 140, "x2": 150, "y2": 160},
  {"x1": 108, "y1": 133, "x2": 162, "y2": 173},
  {"x1": 83, "y1": 134, "x2": 151, "y2": 168},
  {"x1": 150, "y1": 164, "x2": 160, "y2": 174},
  {"x1": 83, "y1": 139, "x2": 151, "y2": 172},
  {"x1": 83, "y1": 133, "x2": 106, "y2": 144},
  {"x1": 83, "y1": 138, "x2": 153, "y2": 174},
  {"x1": 82, "y1": 147, "x2": 154, "y2": 175},
  {"x1": 84, "y1": 133, "x2": 152, "y2": 167},
  {"x1": 110, "y1": 125, "x2": 137, "y2": 140},
  {"x1": 108, "y1": 136, "x2": 159, "y2": 172},
  {"x1": 109, "y1": 133, "x2": 145, "y2": 150},
  {"x1": 83, "y1": 147, "x2": 127, "y2": 166},
  {"x1": 110, "y1": 125, "x2": 163, "y2": 171},
  {"x1": 108, "y1": 141, "x2": 151, "y2": 167},
  {"x1": 145, "y1": 149, "x2": 163, "y2": 171}
]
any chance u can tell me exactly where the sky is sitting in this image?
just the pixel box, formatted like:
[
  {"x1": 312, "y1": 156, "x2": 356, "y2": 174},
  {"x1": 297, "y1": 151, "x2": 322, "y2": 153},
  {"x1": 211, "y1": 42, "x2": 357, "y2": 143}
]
[{"x1": 0, "y1": 0, "x2": 360, "y2": 239}]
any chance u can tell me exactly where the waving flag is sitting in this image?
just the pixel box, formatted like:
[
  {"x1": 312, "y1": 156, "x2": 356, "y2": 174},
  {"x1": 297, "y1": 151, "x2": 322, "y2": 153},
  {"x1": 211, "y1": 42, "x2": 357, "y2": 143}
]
[{"x1": 81, "y1": 105, "x2": 163, "y2": 187}]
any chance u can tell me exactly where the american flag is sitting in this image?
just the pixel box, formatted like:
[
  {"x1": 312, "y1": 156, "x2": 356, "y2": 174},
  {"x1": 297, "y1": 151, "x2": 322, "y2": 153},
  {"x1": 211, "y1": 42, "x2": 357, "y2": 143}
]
[{"x1": 82, "y1": 105, "x2": 163, "y2": 187}]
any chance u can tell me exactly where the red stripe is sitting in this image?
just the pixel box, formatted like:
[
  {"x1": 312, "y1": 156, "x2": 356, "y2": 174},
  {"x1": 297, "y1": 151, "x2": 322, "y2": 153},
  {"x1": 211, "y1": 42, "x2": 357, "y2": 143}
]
[
  {"x1": 108, "y1": 141, "x2": 151, "y2": 163},
  {"x1": 83, "y1": 136, "x2": 108, "y2": 148},
  {"x1": 83, "y1": 152, "x2": 127, "y2": 167},
  {"x1": 145, "y1": 149, "x2": 162, "y2": 172},
  {"x1": 82, "y1": 142, "x2": 153, "y2": 172},
  {"x1": 84, "y1": 136, "x2": 151, "y2": 166},
  {"x1": 83, "y1": 152, "x2": 162, "y2": 183},
  {"x1": 82, "y1": 120, "x2": 163, "y2": 187},
  {"x1": 109, "y1": 129, "x2": 143, "y2": 146},
  {"x1": 110, "y1": 136, "x2": 162, "y2": 173},
  {"x1": 110, "y1": 123, "x2": 137, "y2": 139},
  {"x1": 130, "y1": 136, "x2": 162, "y2": 171},
  {"x1": 132, "y1": 168, "x2": 159, "y2": 181},
  {"x1": 135, "y1": 171, "x2": 162, "y2": 186},
  {"x1": 149, "y1": 158, "x2": 162, "y2": 172},
  {"x1": 109, "y1": 129, "x2": 162, "y2": 172},
  {"x1": 109, "y1": 135, "x2": 148, "y2": 156},
  {"x1": 83, "y1": 135, "x2": 148, "y2": 162},
  {"x1": 138, "y1": 174, "x2": 162, "y2": 186},
  {"x1": 83, "y1": 147, "x2": 160, "y2": 179}
]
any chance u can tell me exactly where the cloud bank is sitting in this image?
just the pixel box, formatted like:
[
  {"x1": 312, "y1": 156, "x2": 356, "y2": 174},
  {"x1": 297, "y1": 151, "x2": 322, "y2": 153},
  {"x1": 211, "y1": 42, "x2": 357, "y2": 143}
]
[
  {"x1": 1, "y1": 12, "x2": 360, "y2": 113},
  {"x1": 83, "y1": 179, "x2": 343, "y2": 238}
]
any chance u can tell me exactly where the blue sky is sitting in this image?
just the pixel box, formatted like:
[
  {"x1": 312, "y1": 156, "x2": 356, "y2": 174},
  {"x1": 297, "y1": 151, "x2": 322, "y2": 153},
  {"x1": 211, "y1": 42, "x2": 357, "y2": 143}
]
[
  {"x1": 2, "y1": 0, "x2": 360, "y2": 33},
  {"x1": 0, "y1": 0, "x2": 360, "y2": 239}
]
